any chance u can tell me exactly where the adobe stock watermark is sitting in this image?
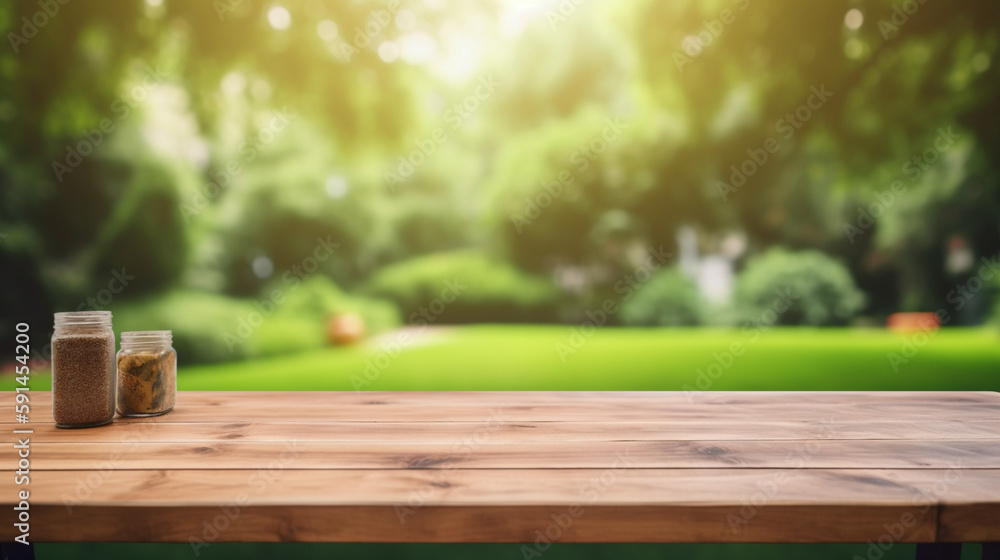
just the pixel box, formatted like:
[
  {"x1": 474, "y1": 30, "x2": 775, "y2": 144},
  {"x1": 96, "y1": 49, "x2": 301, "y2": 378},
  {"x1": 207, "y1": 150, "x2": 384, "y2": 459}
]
[
  {"x1": 394, "y1": 408, "x2": 507, "y2": 523},
  {"x1": 181, "y1": 107, "x2": 296, "y2": 223},
  {"x1": 384, "y1": 74, "x2": 499, "y2": 190},
  {"x1": 223, "y1": 236, "x2": 340, "y2": 351},
  {"x1": 50, "y1": 64, "x2": 167, "y2": 183},
  {"x1": 7, "y1": 0, "x2": 71, "y2": 54},
  {"x1": 673, "y1": 0, "x2": 750, "y2": 72},
  {"x1": 520, "y1": 452, "x2": 633, "y2": 560},
  {"x1": 73, "y1": 269, "x2": 136, "y2": 312},
  {"x1": 188, "y1": 440, "x2": 302, "y2": 556},
  {"x1": 212, "y1": 0, "x2": 245, "y2": 20},
  {"x1": 511, "y1": 117, "x2": 627, "y2": 233},
  {"x1": 726, "y1": 418, "x2": 836, "y2": 533},
  {"x1": 30, "y1": 268, "x2": 136, "y2": 368},
  {"x1": 852, "y1": 461, "x2": 963, "y2": 560},
  {"x1": 60, "y1": 423, "x2": 157, "y2": 514},
  {"x1": 350, "y1": 278, "x2": 467, "y2": 391},
  {"x1": 717, "y1": 84, "x2": 834, "y2": 201},
  {"x1": 843, "y1": 127, "x2": 959, "y2": 244},
  {"x1": 331, "y1": 0, "x2": 402, "y2": 62},
  {"x1": 683, "y1": 287, "x2": 799, "y2": 401},
  {"x1": 887, "y1": 252, "x2": 998, "y2": 372},
  {"x1": 877, "y1": 0, "x2": 929, "y2": 41},
  {"x1": 555, "y1": 246, "x2": 672, "y2": 362},
  {"x1": 545, "y1": 0, "x2": 588, "y2": 28},
  {"x1": 945, "y1": 253, "x2": 999, "y2": 311}
]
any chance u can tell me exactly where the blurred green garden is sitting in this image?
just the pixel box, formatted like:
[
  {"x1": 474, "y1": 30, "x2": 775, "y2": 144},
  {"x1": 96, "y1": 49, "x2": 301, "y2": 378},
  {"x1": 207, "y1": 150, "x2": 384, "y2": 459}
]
[
  {"x1": 1, "y1": 0, "x2": 999, "y2": 558},
  {"x1": 2, "y1": 0, "x2": 999, "y2": 376}
]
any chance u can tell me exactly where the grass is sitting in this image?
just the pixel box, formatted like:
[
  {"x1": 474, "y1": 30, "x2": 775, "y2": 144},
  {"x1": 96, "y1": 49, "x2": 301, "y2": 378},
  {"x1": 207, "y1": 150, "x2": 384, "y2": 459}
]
[
  {"x1": 18, "y1": 325, "x2": 992, "y2": 391},
  {"x1": 13, "y1": 326, "x2": 1000, "y2": 392}
]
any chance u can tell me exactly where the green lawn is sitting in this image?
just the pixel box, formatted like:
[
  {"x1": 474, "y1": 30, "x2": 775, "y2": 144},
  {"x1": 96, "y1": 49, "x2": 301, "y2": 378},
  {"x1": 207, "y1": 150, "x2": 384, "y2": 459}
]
[
  {"x1": 175, "y1": 325, "x2": 1000, "y2": 392},
  {"x1": 14, "y1": 326, "x2": 1000, "y2": 392}
]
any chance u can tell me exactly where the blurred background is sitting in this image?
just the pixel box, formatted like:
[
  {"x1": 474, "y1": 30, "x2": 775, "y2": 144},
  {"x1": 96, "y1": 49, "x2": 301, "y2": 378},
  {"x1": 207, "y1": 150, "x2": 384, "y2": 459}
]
[{"x1": 1, "y1": 0, "x2": 998, "y2": 557}]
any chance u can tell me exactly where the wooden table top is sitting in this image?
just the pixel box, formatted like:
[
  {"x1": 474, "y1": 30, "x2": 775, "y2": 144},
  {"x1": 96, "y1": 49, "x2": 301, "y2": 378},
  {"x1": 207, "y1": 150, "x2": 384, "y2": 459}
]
[{"x1": 2, "y1": 391, "x2": 999, "y2": 544}]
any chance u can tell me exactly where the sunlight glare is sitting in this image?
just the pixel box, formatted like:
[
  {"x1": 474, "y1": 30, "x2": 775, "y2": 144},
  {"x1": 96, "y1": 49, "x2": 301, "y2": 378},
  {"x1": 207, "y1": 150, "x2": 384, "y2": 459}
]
[
  {"x1": 317, "y1": 19, "x2": 338, "y2": 41},
  {"x1": 267, "y1": 5, "x2": 292, "y2": 31},
  {"x1": 844, "y1": 9, "x2": 863, "y2": 30}
]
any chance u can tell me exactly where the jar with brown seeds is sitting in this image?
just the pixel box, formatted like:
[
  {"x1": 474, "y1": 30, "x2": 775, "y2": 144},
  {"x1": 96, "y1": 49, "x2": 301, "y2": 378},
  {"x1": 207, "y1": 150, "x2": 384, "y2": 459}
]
[
  {"x1": 116, "y1": 330, "x2": 176, "y2": 417},
  {"x1": 51, "y1": 311, "x2": 117, "y2": 428}
]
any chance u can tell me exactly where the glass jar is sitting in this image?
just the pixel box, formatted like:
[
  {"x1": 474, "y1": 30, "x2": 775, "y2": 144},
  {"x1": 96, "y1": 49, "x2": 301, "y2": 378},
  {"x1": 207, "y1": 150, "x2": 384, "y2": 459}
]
[
  {"x1": 116, "y1": 331, "x2": 176, "y2": 417},
  {"x1": 51, "y1": 311, "x2": 117, "y2": 428}
]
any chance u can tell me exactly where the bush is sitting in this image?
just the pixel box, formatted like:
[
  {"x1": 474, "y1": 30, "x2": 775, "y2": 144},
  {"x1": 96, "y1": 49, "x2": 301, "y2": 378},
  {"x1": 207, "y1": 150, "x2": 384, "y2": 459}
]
[
  {"x1": 268, "y1": 275, "x2": 400, "y2": 336},
  {"x1": 111, "y1": 278, "x2": 399, "y2": 365},
  {"x1": 363, "y1": 250, "x2": 562, "y2": 323},
  {"x1": 620, "y1": 267, "x2": 704, "y2": 326},
  {"x1": 112, "y1": 291, "x2": 260, "y2": 365},
  {"x1": 732, "y1": 249, "x2": 865, "y2": 326}
]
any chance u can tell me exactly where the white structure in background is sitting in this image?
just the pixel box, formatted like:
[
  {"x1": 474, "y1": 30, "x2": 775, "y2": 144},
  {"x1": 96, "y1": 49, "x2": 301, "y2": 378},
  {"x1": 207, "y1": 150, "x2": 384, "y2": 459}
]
[
  {"x1": 945, "y1": 235, "x2": 974, "y2": 275},
  {"x1": 677, "y1": 226, "x2": 746, "y2": 304}
]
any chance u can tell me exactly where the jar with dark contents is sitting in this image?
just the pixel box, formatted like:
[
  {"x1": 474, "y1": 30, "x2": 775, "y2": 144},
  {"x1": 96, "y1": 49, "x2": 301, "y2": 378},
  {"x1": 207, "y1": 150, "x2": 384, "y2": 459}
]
[
  {"x1": 51, "y1": 311, "x2": 117, "y2": 428},
  {"x1": 116, "y1": 331, "x2": 176, "y2": 417}
]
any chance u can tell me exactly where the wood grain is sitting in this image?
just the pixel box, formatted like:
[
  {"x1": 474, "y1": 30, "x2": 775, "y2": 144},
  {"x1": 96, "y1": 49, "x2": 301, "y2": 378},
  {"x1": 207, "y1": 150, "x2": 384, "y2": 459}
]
[
  {"x1": 13, "y1": 440, "x2": 1000, "y2": 470},
  {"x1": 8, "y1": 468, "x2": 1000, "y2": 507},
  {"x1": 6, "y1": 391, "x2": 1000, "y2": 424},
  {"x1": 1, "y1": 391, "x2": 997, "y2": 543},
  {"x1": 13, "y1": 419, "x2": 1000, "y2": 443},
  {"x1": 4, "y1": 468, "x2": 998, "y2": 542},
  {"x1": 24, "y1": 505, "x2": 939, "y2": 543}
]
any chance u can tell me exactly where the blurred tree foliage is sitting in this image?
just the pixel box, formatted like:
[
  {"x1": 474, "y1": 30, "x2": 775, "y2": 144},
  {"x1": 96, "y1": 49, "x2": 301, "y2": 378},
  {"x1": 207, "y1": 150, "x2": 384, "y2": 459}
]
[
  {"x1": 1, "y1": 0, "x2": 998, "y2": 334},
  {"x1": 620, "y1": 0, "x2": 1000, "y2": 314}
]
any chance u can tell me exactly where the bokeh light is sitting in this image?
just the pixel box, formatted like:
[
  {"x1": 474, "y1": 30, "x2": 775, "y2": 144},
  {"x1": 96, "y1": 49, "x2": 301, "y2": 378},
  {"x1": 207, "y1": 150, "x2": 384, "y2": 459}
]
[
  {"x1": 844, "y1": 9, "x2": 864, "y2": 30},
  {"x1": 267, "y1": 5, "x2": 291, "y2": 30}
]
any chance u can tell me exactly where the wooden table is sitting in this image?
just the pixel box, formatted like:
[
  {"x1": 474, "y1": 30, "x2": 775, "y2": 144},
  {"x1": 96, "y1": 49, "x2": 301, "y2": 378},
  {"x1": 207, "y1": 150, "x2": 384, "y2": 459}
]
[{"x1": 3, "y1": 391, "x2": 1000, "y2": 559}]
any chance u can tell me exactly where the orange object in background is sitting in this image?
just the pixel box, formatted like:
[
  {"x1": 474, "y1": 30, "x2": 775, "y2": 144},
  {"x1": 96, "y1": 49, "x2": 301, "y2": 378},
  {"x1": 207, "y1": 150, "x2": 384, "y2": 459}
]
[
  {"x1": 886, "y1": 312, "x2": 940, "y2": 332},
  {"x1": 327, "y1": 313, "x2": 366, "y2": 345}
]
